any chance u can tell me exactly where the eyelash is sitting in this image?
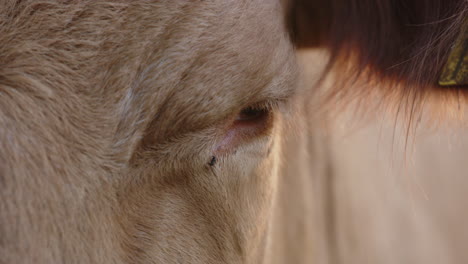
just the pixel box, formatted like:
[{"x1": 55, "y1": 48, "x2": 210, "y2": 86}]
[
  {"x1": 244, "y1": 98, "x2": 285, "y2": 113},
  {"x1": 235, "y1": 99, "x2": 284, "y2": 122}
]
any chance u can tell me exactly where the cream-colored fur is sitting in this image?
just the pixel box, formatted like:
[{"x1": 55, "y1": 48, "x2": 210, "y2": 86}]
[{"x1": 0, "y1": 1, "x2": 299, "y2": 263}]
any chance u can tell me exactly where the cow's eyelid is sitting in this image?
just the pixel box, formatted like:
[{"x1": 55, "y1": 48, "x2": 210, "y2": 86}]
[
  {"x1": 246, "y1": 99, "x2": 282, "y2": 112},
  {"x1": 259, "y1": 95, "x2": 292, "y2": 110}
]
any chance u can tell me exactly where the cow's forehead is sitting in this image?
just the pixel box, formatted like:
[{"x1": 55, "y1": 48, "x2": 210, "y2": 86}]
[{"x1": 153, "y1": 1, "x2": 296, "y2": 107}]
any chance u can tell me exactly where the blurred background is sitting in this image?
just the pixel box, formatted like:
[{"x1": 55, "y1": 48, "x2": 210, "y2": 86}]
[{"x1": 276, "y1": 49, "x2": 468, "y2": 264}]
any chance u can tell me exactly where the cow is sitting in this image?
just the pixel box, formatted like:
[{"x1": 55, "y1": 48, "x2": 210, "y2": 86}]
[{"x1": 0, "y1": 0, "x2": 466, "y2": 264}]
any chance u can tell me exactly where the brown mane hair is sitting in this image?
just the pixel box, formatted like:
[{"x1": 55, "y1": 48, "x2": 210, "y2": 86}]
[{"x1": 288, "y1": 0, "x2": 467, "y2": 124}]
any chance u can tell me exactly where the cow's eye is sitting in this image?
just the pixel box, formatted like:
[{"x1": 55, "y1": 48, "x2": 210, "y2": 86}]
[
  {"x1": 236, "y1": 106, "x2": 269, "y2": 123},
  {"x1": 214, "y1": 101, "x2": 279, "y2": 155},
  {"x1": 232, "y1": 102, "x2": 274, "y2": 132}
]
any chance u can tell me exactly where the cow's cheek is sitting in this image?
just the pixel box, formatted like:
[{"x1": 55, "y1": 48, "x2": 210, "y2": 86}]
[
  {"x1": 116, "y1": 123, "x2": 282, "y2": 263},
  {"x1": 227, "y1": 131, "x2": 282, "y2": 262},
  {"x1": 210, "y1": 134, "x2": 281, "y2": 262},
  {"x1": 166, "y1": 133, "x2": 281, "y2": 263}
]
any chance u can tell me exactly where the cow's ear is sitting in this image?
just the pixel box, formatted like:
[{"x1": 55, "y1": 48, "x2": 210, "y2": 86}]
[{"x1": 287, "y1": 0, "x2": 467, "y2": 88}]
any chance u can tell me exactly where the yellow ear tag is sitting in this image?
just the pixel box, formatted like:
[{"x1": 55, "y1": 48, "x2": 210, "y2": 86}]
[{"x1": 439, "y1": 19, "x2": 468, "y2": 86}]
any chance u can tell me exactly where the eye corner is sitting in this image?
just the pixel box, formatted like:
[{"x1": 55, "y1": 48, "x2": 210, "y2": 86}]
[{"x1": 213, "y1": 99, "x2": 286, "y2": 155}]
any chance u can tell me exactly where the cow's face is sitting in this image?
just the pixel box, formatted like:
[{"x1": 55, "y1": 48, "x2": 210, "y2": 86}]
[
  {"x1": 114, "y1": 2, "x2": 297, "y2": 263},
  {"x1": 0, "y1": 1, "x2": 297, "y2": 263}
]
